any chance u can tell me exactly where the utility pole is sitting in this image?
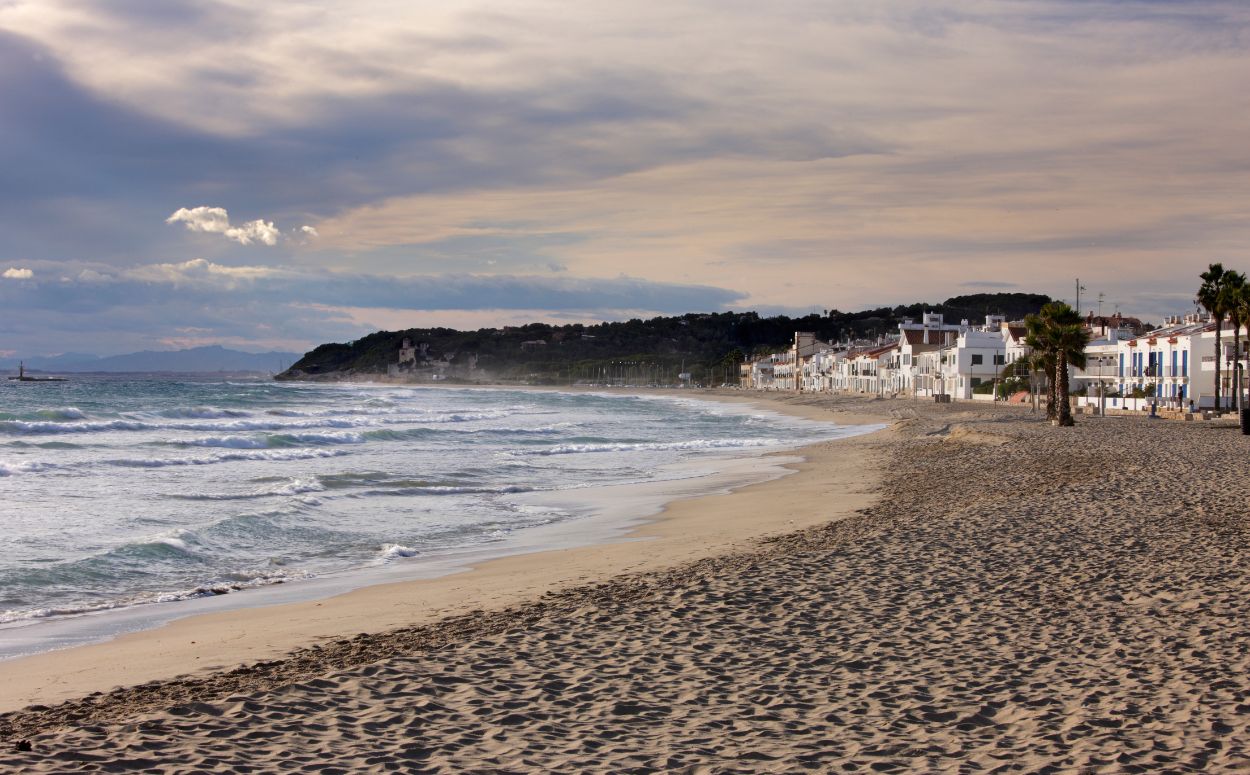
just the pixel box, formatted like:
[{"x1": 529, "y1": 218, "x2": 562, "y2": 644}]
[{"x1": 1075, "y1": 278, "x2": 1086, "y2": 314}]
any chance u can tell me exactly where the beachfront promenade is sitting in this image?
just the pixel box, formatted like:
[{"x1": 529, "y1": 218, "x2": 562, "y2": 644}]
[{"x1": 4, "y1": 393, "x2": 1250, "y2": 772}]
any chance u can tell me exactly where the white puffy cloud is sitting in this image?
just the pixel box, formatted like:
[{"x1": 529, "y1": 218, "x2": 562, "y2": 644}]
[
  {"x1": 300, "y1": 225, "x2": 319, "y2": 238},
  {"x1": 227, "y1": 220, "x2": 280, "y2": 246},
  {"x1": 165, "y1": 206, "x2": 229, "y2": 233},
  {"x1": 3, "y1": 267, "x2": 33, "y2": 280},
  {"x1": 166, "y1": 206, "x2": 281, "y2": 246},
  {"x1": 128, "y1": 258, "x2": 282, "y2": 285}
]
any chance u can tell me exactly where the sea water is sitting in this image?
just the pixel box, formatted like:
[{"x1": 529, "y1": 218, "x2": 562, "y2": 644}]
[{"x1": 0, "y1": 377, "x2": 868, "y2": 654}]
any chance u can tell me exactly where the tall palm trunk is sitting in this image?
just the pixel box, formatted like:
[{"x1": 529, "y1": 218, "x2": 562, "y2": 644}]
[
  {"x1": 1214, "y1": 317, "x2": 1224, "y2": 412},
  {"x1": 1045, "y1": 367, "x2": 1056, "y2": 420},
  {"x1": 1056, "y1": 351, "x2": 1074, "y2": 426},
  {"x1": 1234, "y1": 322, "x2": 1242, "y2": 413}
]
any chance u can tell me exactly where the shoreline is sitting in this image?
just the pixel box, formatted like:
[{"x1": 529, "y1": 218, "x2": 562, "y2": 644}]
[
  {"x1": 0, "y1": 389, "x2": 891, "y2": 714},
  {"x1": 8, "y1": 393, "x2": 1250, "y2": 770}
]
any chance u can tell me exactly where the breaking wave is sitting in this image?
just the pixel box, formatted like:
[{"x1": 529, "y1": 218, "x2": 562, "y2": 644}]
[
  {"x1": 157, "y1": 407, "x2": 253, "y2": 419},
  {"x1": 0, "y1": 568, "x2": 305, "y2": 625},
  {"x1": 0, "y1": 460, "x2": 57, "y2": 476},
  {"x1": 105, "y1": 448, "x2": 350, "y2": 468},
  {"x1": 520, "y1": 438, "x2": 783, "y2": 456},
  {"x1": 181, "y1": 432, "x2": 366, "y2": 448},
  {"x1": 376, "y1": 544, "x2": 420, "y2": 563}
]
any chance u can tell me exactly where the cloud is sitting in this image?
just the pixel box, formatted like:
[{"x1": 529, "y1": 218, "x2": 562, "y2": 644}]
[
  {"x1": 0, "y1": 257, "x2": 744, "y2": 354},
  {"x1": 129, "y1": 257, "x2": 281, "y2": 285},
  {"x1": 166, "y1": 206, "x2": 280, "y2": 246},
  {"x1": 299, "y1": 225, "x2": 318, "y2": 237},
  {"x1": 11, "y1": 255, "x2": 741, "y2": 316},
  {"x1": 0, "y1": 0, "x2": 1248, "y2": 353},
  {"x1": 3, "y1": 267, "x2": 33, "y2": 279}
]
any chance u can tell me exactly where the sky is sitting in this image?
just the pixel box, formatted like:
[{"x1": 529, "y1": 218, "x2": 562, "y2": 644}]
[{"x1": 1, "y1": 0, "x2": 1248, "y2": 356}]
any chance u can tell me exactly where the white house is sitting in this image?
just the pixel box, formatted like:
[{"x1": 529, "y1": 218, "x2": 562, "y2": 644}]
[
  {"x1": 945, "y1": 319, "x2": 1009, "y2": 399},
  {"x1": 1070, "y1": 312, "x2": 1240, "y2": 412},
  {"x1": 746, "y1": 354, "x2": 780, "y2": 390},
  {"x1": 898, "y1": 313, "x2": 961, "y2": 397}
]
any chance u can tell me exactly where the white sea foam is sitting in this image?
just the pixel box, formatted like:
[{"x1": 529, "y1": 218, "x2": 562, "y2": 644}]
[
  {"x1": 272, "y1": 477, "x2": 327, "y2": 496},
  {"x1": 276, "y1": 432, "x2": 367, "y2": 445},
  {"x1": 158, "y1": 407, "x2": 252, "y2": 419},
  {"x1": 105, "y1": 448, "x2": 350, "y2": 468},
  {"x1": 180, "y1": 431, "x2": 367, "y2": 448},
  {"x1": 0, "y1": 568, "x2": 308, "y2": 624},
  {"x1": 184, "y1": 435, "x2": 268, "y2": 449},
  {"x1": 1, "y1": 419, "x2": 153, "y2": 434},
  {"x1": 154, "y1": 534, "x2": 194, "y2": 553},
  {"x1": 219, "y1": 448, "x2": 351, "y2": 463},
  {"x1": 267, "y1": 406, "x2": 403, "y2": 417},
  {"x1": 162, "y1": 417, "x2": 371, "y2": 432},
  {"x1": 0, "y1": 416, "x2": 378, "y2": 436},
  {"x1": 522, "y1": 438, "x2": 782, "y2": 456},
  {"x1": 0, "y1": 460, "x2": 57, "y2": 475},
  {"x1": 377, "y1": 484, "x2": 535, "y2": 497},
  {"x1": 409, "y1": 410, "x2": 518, "y2": 423},
  {"x1": 376, "y1": 544, "x2": 420, "y2": 563}
]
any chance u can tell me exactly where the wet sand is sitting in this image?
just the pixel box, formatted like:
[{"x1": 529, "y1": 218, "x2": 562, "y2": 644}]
[{"x1": 5, "y1": 392, "x2": 1250, "y2": 772}]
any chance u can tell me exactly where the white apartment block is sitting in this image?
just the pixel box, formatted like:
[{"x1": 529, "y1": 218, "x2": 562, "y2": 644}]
[{"x1": 907, "y1": 315, "x2": 1006, "y2": 399}]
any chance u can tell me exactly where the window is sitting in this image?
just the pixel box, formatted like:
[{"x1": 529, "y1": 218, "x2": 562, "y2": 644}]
[
  {"x1": 971, "y1": 354, "x2": 983, "y2": 365},
  {"x1": 993, "y1": 354, "x2": 1005, "y2": 365},
  {"x1": 971, "y1": 377, "x2": 983, "y2": 387}
]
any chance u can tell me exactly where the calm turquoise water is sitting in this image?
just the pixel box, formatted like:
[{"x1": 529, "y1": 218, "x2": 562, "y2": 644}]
[{"x1": 0, "y1": 378, "x2": 855, "y2": 631}]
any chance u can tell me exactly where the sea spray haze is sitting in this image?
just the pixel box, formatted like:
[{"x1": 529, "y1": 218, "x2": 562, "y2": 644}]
[{"x1": 0, "y1": 377, "x2": 858, "y2": 644}]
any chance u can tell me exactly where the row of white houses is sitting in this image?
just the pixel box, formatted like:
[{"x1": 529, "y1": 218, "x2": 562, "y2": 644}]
[{"x1": 741, "y1": 311, "x2": 1249, "y2": 411}]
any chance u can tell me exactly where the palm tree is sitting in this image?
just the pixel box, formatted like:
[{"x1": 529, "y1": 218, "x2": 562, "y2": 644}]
[
  {"x1": 1197, "y1": 263, "x2": 1228, "y2": 412},
  {"x1": 1024, "y1": 315, "x2": 1057, "y2": 419},
  {"x1": 1025, "y1": 302, "x2": 1089, "y2": 426},
  {"x1": 1226, "y1": 276, "x2": 1250, "y2": 411},
  {"x1": 1051, "y1": 319, "x2": 1090, "y2": 426}
]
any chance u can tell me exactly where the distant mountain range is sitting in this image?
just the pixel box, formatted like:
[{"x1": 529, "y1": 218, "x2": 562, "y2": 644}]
[{"x1": 2, "y1": 345, "x2": 302, "y2": 374}]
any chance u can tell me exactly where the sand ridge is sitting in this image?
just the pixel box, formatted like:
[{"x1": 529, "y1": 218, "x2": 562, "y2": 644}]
[{"x1": 6, "y1": 394, "x2": 1250, "y2": 772}]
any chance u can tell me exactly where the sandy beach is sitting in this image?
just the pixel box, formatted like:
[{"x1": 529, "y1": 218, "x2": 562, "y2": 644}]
[{"x1": 5, "y1": 391, "x2": 1250, "y2": 772}]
